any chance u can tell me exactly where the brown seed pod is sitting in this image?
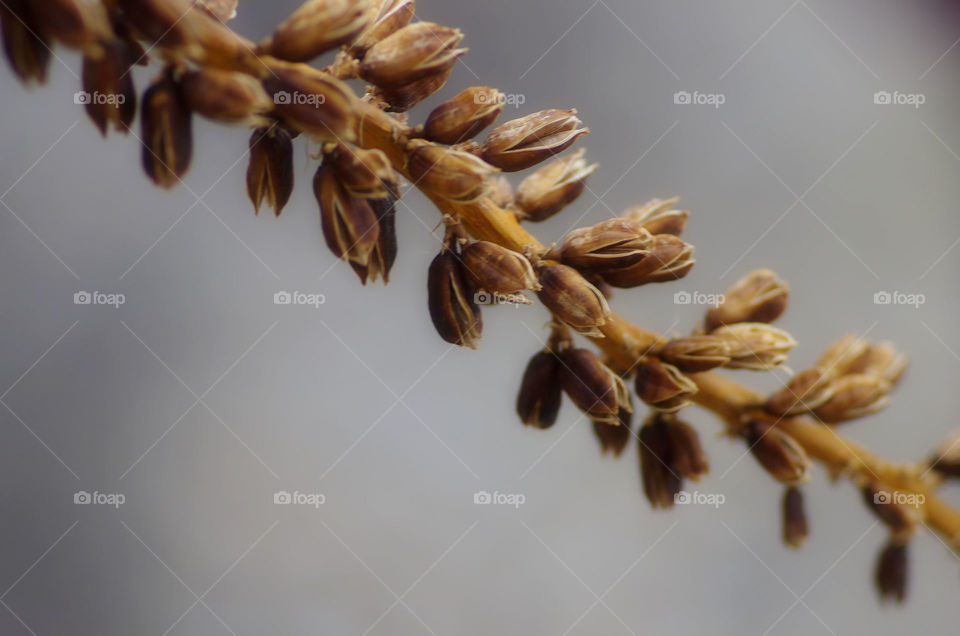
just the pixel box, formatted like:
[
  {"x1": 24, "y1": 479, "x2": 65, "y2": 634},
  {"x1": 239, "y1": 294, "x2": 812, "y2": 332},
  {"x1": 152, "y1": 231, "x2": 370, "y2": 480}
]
[
  {"x1": 744, "y1": 420, "x2": 810, "y2": 485},
  {"x1": 31, "y1": 0, "x2": 112, "y2": 57},
  {"x1": 666, "y1": 418, "x2": 708, "y2": 481},
  {"x1": 461, "y1": 241, "x2": 539, "y2": 295},
  {"x1": 140, "y1": 70, "x2": 193, "y2": 189},
  {"x1": 559, "y1": 218, "x2": 653, "y2": 271},
  {"x1": 372, "y1": 64, "x2": 453, "y2": 112},
  {"x1": 782, "y1": 486, "x2": 808, "y2": 549},
  {"x1": 424, "y1": 86, "x2": 504, "y2": 145},
  {"x1": 405, "y1": 139, "x2": 497, "y2": 203},
  {"x1": 712, "y1": 323, "x2": 796, "y2": 370},
  {"x1": 515, "y1": 149, "x2": 597, "y2": 222},
  {"x1": 351, "y1": 0, "x2": 416, "y2": 55},
  {"x1": 480, "y1": 109, "x2": 588, "y2": 172},
  {"x1": 331, "y1": 145, "x2": 397, "y2": 200},
  {"x1": 314, "y1": 163, "x2": 380, "y2": 269},
  {"x1": 861, "y1": 483, "x2": 919, "y2": 538},
  {"x1": 180, "y1": 67, "x2": 272, "y2": 123},
  {"x1": 634, "y1": 361, "x2": 698, "y2": 413},
  {"x1": 764, "y1": 367, "x2": 836, "y2": 417},
  {"x1": 639, "y1": 415, "x2": 682, "y2": 509},
  {"x1": 600, "y1": 234, "x2": 694, "y2": 288},
  {"x1": 359, "y1": 22, "x2": 465, "y2": 87},
  {"x1": 247, "y1": 126, "x2": 294, "y2": 216},
  {"x1": 427, "y1": 249, "x2": 482, "y2": 348},
  {"x1": 657, "y1": 336, "x2": 731, "y2": 374},
  {"x1": 81, "y1": 40, "x2": 138, "y2": 136},
  {"x1": 259, "y1": 0, "x2": 371, "y2": 63},
  {"x1": 516, "y1": 350, "x2": 562, "y2": 429},
  {"x1": 262, "y1": 63, "x2": 356, "y2": 143},
  {"x1": 593, "y1": 402, "x2": 633, "y2": 457},
  {"x1": 624, "y1": 197, "x2": 688, "y2": 236},
  {"x1": 1, "y1": 1, "x2": 51, "y2": 84},
  {"x1": 705, "y1": 269, "x2": 789, "y2": 332},
  {"x1": 558, "y1": 348, "x2": 629, "y2": 425},
  {"x1": 818, "y1": 336, "x2": 907, "y2": 385},
  {"x1": 536, "y1": 264, "x2": 611, "y2": 336},
  {"x1": 875, "y1": 540, "x2": 908, "y2": 604},
  {"x1": 812, "y1": 373, "x2": 891, "y2": 423}
]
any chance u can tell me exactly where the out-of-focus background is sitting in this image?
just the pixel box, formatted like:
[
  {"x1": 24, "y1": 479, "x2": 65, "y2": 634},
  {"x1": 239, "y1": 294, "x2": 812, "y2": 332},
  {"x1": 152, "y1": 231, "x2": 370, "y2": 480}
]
[{"x1": 1, "y1": 0, "x2": 959, "y2": 634}]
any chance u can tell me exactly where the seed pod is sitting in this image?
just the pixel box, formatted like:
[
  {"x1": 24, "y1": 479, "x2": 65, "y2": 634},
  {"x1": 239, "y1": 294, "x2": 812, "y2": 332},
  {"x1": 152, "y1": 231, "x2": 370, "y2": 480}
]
[
  {"x1": 666, "y1": 418, "x2": 708, "y2": 480},
  {"x1": 928, "y1": 430, "x2": 960, "y2": 478},
  {"x1": 765, "y1": 367, "x2": 836, "y2": 417},
  {"x1": 331, "y1": 145, "x2": 396, "y2": 200},
  {"x1": 744, "y1": 420, "x2": 810, "y2": 485},
  {"x1": 181, "y1": 68, "x2": 272, "y2": 123},
  {"x1": 782, "y1": 486, "x2": 808, "y2": 549},
  {"x1": 861, "y1": 483, "x2": 918, "y2": 538},
  {"x1": 600, "y1": 234, "x2": 694, "y2": 288},
  {"x1": 704, "y1": 269, "x2": 789, "y2": 331},
  {"x1": 593, "y1": 403, "x2": 632, "y2": 457},
  {"x1": 424, "y1": 87, "x2": 504, "y2": 144},
  {"x1": 427, "y1": 249, "x2": 482, "y2": 348},
  {"x1": 558, "y1": 218, "x2": 653, "y2": 271},
  {"x1": 625, "y1": 197, "x2": 688, "y2": 236},
  {"x1": 536, "y1": 264, "x2": 611, "y2": 336},
  {"x1": 259, "y1": 0, "x2": 371, "y2": 63},
  {"x1": 812, "y1": 373, "x2": 891, "y2": 423},
  {"x1": 634, "y1": 361, "x2": 698, "y2": 413},
  {"x1": 818, "y1": 337, "x2": 907, "y2": 385},
  {"x1": 405, "y1": 139, "x2": 497, "y2": 203},
  {"x1": 480, "y1": 109, "x2": 588, "y2": 172},
  {"x1": 712, "y1": 323, "x2": 796, "y2": 370},
  {"x1": 461, "y1": 241, "x2": 539, "y2": 295},
  {"x1": 1, "y1": 1, "x2": 51, "y2": 84},
  {"x1": 516, "y1": 350, "x2": 562, "y2": 429},
  {"x1": 875, "y1": 540, "x2": 908, "y2": 603},
  {"x1": 515, "y1": 149, "x2": 597, "y2": 222},
  {"x1": 368, "y1": 195, "x2": 398, "y2": 284},
  {"x1": 639, "y1": 415, "x2": 682, "y2": 509},
  {"x1": 657, "y1": 336, "x2": 731, "y2": 374},
  {"x1": 81, "y1": 40, "x2": 137, "y2": 136},
  {"x1": 314, "y1": 163, "x2": 380, "y2": 268},
  {"x1": 247, "y1": 126, "x2": 294, "y2": 216},
  {"x1": 359, "y1": 22, "x2": 465, "y2": 87},
  {"x1": 372, "y1": 64, "x2": 452, "y2": 112},
  {"x1": 140, "y1": 71, "x2": 193, "y2": 189},
  {"x1": 558, "y1": 348, "x2": 629, "y2": 425},
  {"x1": 351, "y1": 0, "x2": 415, "y2": 55},
  {"x1": 31, "y1": 0, "x2": 112, "y2": 57},
  {"x1": 488, "y1": 175, "x2": 514, "y2": 209},
  {"x1": 262, "y1": 63, "x2": 356, "y2": 143}
]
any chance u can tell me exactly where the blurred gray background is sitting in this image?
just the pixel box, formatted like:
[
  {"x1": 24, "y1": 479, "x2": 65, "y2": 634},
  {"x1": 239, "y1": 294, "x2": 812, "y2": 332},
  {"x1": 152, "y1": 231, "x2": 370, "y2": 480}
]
[{"x1": 1, "y1": 0, "x2": 959, "y2": 634}]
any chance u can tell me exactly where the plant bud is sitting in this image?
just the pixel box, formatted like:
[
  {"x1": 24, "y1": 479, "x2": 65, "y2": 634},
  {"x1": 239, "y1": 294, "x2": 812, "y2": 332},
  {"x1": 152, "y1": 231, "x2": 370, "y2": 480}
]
[
  {"x1": 625, "y1": 197, "x2": 688, "y2": 236},
  {"x1": 744, "y1": 420, "x2": 810, "y2": 485},
  {"x1": 558, "y1": 348, "x2": 629, "y2": 425},
  {"x1": 816, "y1": 335, "x2": 867, "y2": 373},
  {"x1": 861, "y1": 483, "x2": 918, "y2": 538},
  {"x1": 314, "y1": 163, "x2": 380, "y2": 268},
  {"x1": 516, "y1": 350, "x2": 562, "y2": 429},
  {"x1": 461, "y1": 241, "x2": 539, "y2": 295},
  {"x1": 372, "y1": 64, "x2": 452, "y2": 112},
  {"x1": 558, "y1": 218, "x2": 653, "y2": 271},
  {"x1": 427, "y1": 250, "x2": 482, "y2": 348},
  {"x1": 712, "y1": 323, "x2": 796, "y2": 370},
  {"x1": 765, "y1": 367, "x2": 836, "y2": 417},
  {"x1": 331, "y1": 145, "x2": 397, "y2": 199},
  {"x1": 140, "y1": 71, "x2": 193, "y2": 189},
  {"x1": 818, "y1": 337, "x2": 907, "y2": 385},
  {"x1": 812, "y1": 373, "x2": 890, "y2": 423},
  {"x1": 657, "y1": 336, "x2": 731, "y2": 374},
  {"x1": 634, "y1": 361, "x2": 698, "y2": 413},
  {"x1": 639, "y1": 415, "x2": 682, "y2": 509},
  {"x1": 782, "y1": 486, "x2": 808, "y2": 549},
  {"x1": 369, "y1": 196, "x2": 398, "y2": 284},
  {"x1": 666, "y1": 418, "x2": 708, "y2": 480},
  {"x1": 31, "y1": 0, "x2": 112, "y2": 57},
  {"x1": 488, "y1": 176, "x2": 514, "y2": 208},
  {"x1": 875, "y1": 540, "x2": 908, "y2": 604},
  {"x1": 405, "y1": 139, "x2": 497, "y2": 203},
  {"x1": 593, "y1": 402, "x2": 632, "y2": 457},
  {"x1": 181, "y1": 68, "x2": 272, "y2": 123},
  {"x1": 424, "y1": 87, "x2": 504, "y2": 144},
  {"x1": 480, "y1": 109, "x2": 588, "y2": 172},
  {"x1": 262, "y1": 63, "x2": 356, "y2": 143},
  {"x1": 704, "y1": 269, "x2": 789, "y2": 331},
  {"x1": 928, "y1": 430, "x2": 960, "y2": 478},
  {"x1": 351, "y1": 0, "x2": 415, "y2": 55},
  {"x1": 360, "y1": 22, "x2": 465, "y2": 87},
  {"x1": 247, "y1": 126, "x2": 294, "y2": 216},
  {"x1": 259, "y1": 0, "x2": 371, "y2": 62},
  {"x1": 600, "y1": 234, "x2": 694, "y2": 288},
  {"x1": 81, "y1": 40, "x2": 137, "y2": 136},
  {"x1": 536, "y1": 264, "x2": 611, "y2": 336},
  {"x1": 515, "y1": 149, "x2": 597, "y2": 222},
  {"x1": 1, "y1": 1, "x2": 51, "y2": 84}
]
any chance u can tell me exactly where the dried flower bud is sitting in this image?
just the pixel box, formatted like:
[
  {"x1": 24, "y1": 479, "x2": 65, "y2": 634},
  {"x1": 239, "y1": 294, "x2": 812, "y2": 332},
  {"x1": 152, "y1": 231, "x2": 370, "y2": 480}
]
[
  {"x1": 424, "y1": 87, "x2": 504, "y2": 144},
  {"x1": 331, "y1": 145, "x2": 396, "y2": 200},
  {"x1": 349, "y1": 196, "x2": 397, "y2": 285},
  {"x1": 488, "y1": 176, "x2": 514, "y2": 209},
  {"x1": 461, "y1": 241, "x2": 539, "y2": 295},
  {"x1": 262, "y1": 63, "x2": 356, "y2": 143},
  {"x1": 559, "y1": 218, "x2": 652, "y2": 271},
  {"x1": 314, "y1": 163, "x2": 380, "y2": 268},
  {"x1": 360, "y1": 22, "x2": 465, "y2": 87},
  {"x1": 558, "y1": 348, "x2": 629, "y2": 425},
  {"x1": 81, "y1": 41, "x2": 137, "y2": 136},
  {"x1": 861, "y1": 483, "x2": 918, "y2": 538},
  {"x1": 351, "y1": 0, "x2": 415, "y2": 55},
  {"x1": 782, "y1": 486, "x2": 808, "y2": 549},
  {"x1": 812, "y1": 373, "x2": 891, "y2": 423},
  {"x1": 536, "y1": 264, "x2": 611, "y2": 336},
  {"x1": 928, "y1": 430, "x2": 960, "y2": 478},
  {"x1": 247, "y1": 126, "x2": 294, "y2": 216},
  {"x1": 31, "y1": 0, "x2": 112, "y2": 57},
  {"x1": 634, "y1": 361, "x2": 698, "y2": 413},
  {"x1": 516, "y1": 350, "x2": 562, "y2": 429},
  {"x1": 514, "y1": 149, "x2": 597, "y2": 222},
  {"x1": 666, "y1": 418, "x2": 708, "y2": 480},
  {"x1": 765, "y1": 367, "x2": 836, "y2": 417},
  {"x1": 593, "y1": 403, "x2": 632, "y2": 457},
  {"x1": 181, "y1": 68, "x2": 272, "y2": 123},
  {"x1": 480, "y1": 109, "x2": 589, "y2": 172},
  {"x1": 427, "y1": 249, "x2": 482, "y2": 348},
  {"x1": 639, "y1": 415, "x2": 682, "y2": 509},
  {"x1": 704, "y1": 269, "x2": 788, "y2": 331},
  {"x1": 744, "y1": 420, "x2": 810, "y2": 485},
  {"x1": 657, "y1": 336, "x2": 731, "y2": 374},
  {"x1": 140, "y1": 71, "x2": 193, "y2": 189},
  {"x1": 600, "y1": 234, "x2": 694, "y2": 288},
  {"x1": 875, "y1": 540, "x2": 908, "y2": 603},
  {"x1": 372, "y1": 64, "x2": 452, "y2": 112},
  {"x1": 259, "y1": 0, "x2": 371, "y2": 62},
  {"x1": 405, "y1": 139, "x2": 497, "y2": 203},
  {"x1": 712, "y1": 323, "x2": 796, "y2": 370},
  {"x1": 818, "y1": 336, "x2": 907, "y2": 385},
  {"x1": 1, "y1": 2, "x2": 51, "y2": 84},
  {"x1": 816, "y1": 335, "x2": 867, "y2": 373},
  {"x1": 624, "y1": 197, "x2": 688, "y2": 236}
]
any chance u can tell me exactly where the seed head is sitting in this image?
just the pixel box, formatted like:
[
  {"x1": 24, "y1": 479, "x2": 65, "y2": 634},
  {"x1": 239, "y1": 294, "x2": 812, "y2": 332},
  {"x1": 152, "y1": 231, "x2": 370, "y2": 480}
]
[
  {"x1": 461, "y1": 241, "x2": 539, "y2": 295},
  {"x1": 639, "y1": 415, "x2": 682, "y2": 509},
  {"x1": 782, "y1": 486, "x2": 808, "y2": 549},
  {"x1": 657, "y1": 336, "x2": 731, "y2": 374},
  {"x1": 666, "y1": 418, "x2": 708, "y2": 480},
  {"x1": 516, "y1": 350, "x2": 563, "y2": 429},
  {"x1": 360, "y1": 22, "x2": 465, "y2": 87},
  {"x1": 480, "y1": 109, "x2": 588, "y2": 172},
  {"x1": 812, "y1": 373, "x2": 891, "y2": 423},
  {"x1": 712, "y1": 323, "x2": 796, "y2": 370},
  {"x1": 559, "y1": 218, "x2": 653, "y2": 271},
  {"x1": 427, "y1": 249, "x2": 482, "y2": 348},
  {"x1": 514, "y1": 149, "x2": 597, "y2": 222},
  {"x1": 1, "y1": 2, "x2": 51, "y2": 84},
  {"x1": 181, "y1": 68, "x2": 272, "y2": 123},
  {"x1": 600, "y1": 234, "x2": 694, "y2": 288},
  {"x1": 247, "y1": 126, "x2": 294, "y2": 216},
  {"x1": 558, "y1": 348, "x2": 629, "y2": 425},
  {"x1": 634, "y1": 361, "x2": 698, "y2": 413},
  {"x1": 140, "y1": 70, "x2": 193, "y2": 189},
  {"x1": 424, "y1": 86, "x2": 504, "y2": 145},
  {"x1": 406, "y1": 139, "x2": 497, "y2": 203},
  {"x1": 259, "y1": 0, "x2": 371, "y2": 63},
  {"x1": 536, "y1": 264, "x2": 611, "y2": 336},
  {"x1": 765, "y1": 367, "x2": 836, "y2": 417},
  {"x1": 314, "y1": 163, "x2": 380, "y2": 269},
  {"x1": 875, "y1": 540, "x2": 908, "y2": 604},
  {"x1": 624, "y1": 197, "x2": 688, "y2": 236},
  {"x1": 262, "y1": 63, "x2": 356, "y2": 143},
  {"x1": 704, "y1": 269, "x2": 788, "y2": 331},
  {"x1": 351, "y1": 0, "x2": 416, "y2": 55},
  {"x1": 81, "y1": 41, "x2": 138, "y2": 136},
  {"x1": 744, "y1": 420, "x2": 810, "y2": 485}
]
